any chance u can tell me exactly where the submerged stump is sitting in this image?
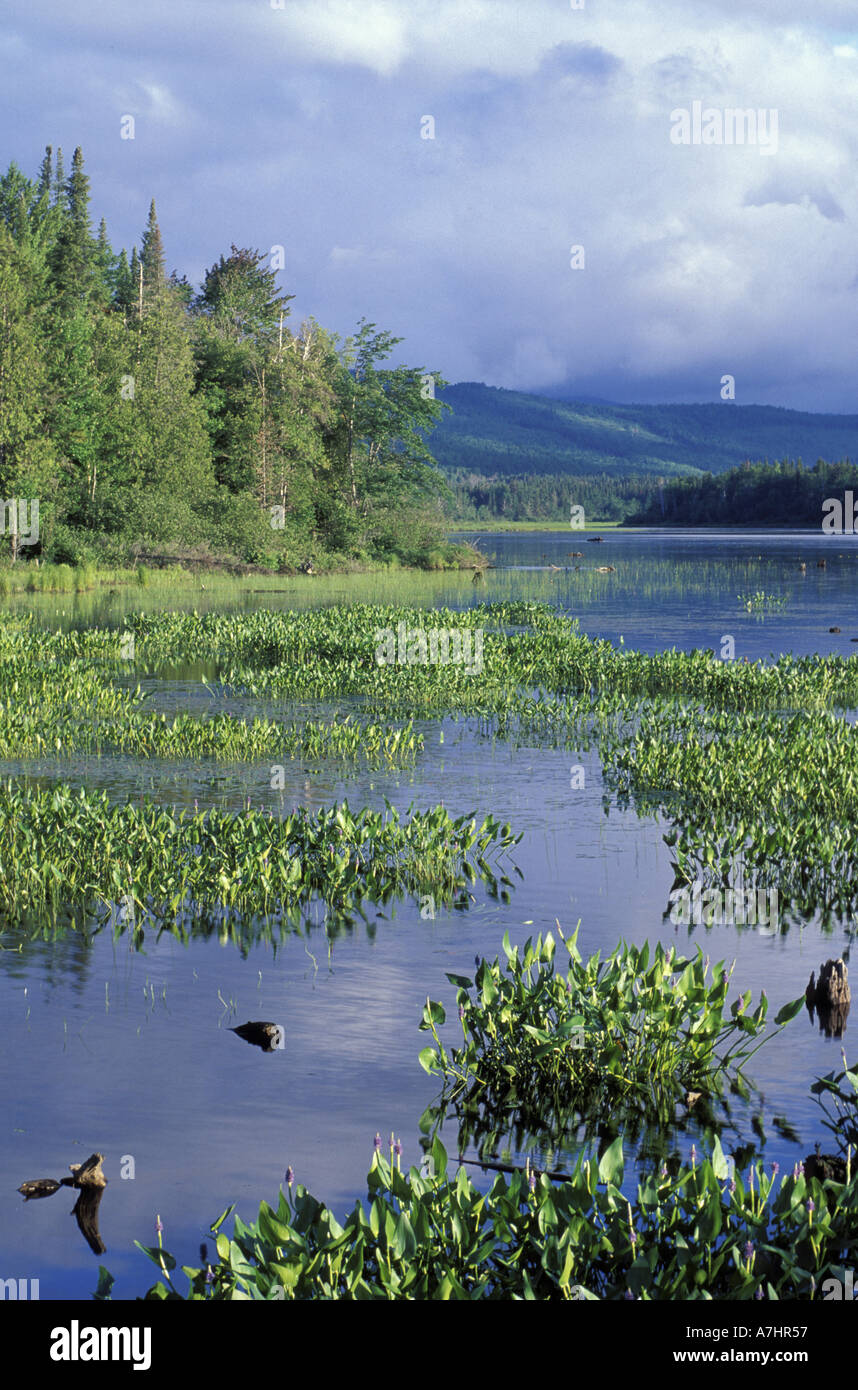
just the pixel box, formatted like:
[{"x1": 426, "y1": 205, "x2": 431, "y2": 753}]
[
  {"x1": 806, "y1": 959, "x2": 850, "y2": 1038},
  {"x1": 18, "y1": 1152, "x2": 107, "y2": 1255},
  {"x1": 230, "y1": 1021, "x2": 284, "y2": 1052}
]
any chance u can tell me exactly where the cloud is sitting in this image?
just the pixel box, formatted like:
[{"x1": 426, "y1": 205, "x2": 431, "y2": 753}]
[
  {"x1": 2, "y1": 0, "x2": 858, "y2": 409},
  {"x1": 744, "y1": 178, "x2": 846, "y2": 221}
]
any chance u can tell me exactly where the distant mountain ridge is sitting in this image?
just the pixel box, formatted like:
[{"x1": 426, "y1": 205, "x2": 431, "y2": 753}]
[{"x1": 430, "y1": 383, "x2": 858, "y2": 479}]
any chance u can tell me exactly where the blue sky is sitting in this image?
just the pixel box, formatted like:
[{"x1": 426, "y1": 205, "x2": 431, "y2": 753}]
[{"x1": 2, "y1": 0, "x2": 857, "y2": 410}]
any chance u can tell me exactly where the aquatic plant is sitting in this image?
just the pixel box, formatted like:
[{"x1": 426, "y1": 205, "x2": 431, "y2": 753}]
[
  {"x1": 602, "y1": 703, "x2": 858, "y2": 914},
  {"x1": 811, "y1": 1056, "x2": 858, "y2": 1150},
  {"x1": 122, "y1": 1133, "x2": 858, "y2": 1300},
  {"x1": 737, "y1": 590, "x2": 788, "y2": 612},
  {"x1": 418, "y1": 926, "x2": 802, "y2": 1132},
  {"x1": 0, "y1": 781, "x2": 520, "y2": 932}
]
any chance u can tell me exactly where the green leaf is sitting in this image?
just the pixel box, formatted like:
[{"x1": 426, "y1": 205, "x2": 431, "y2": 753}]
[
  {"x1": 597, "y1": 1137, "x2": 624, "y2": 1186},
  {"x1": 92, "y1": 1266, "x2": 115, "y2": 1301},
  {"x1": 134, "y1": 1242, "x2": 176, "y2": 1271},
  {"x1": 774, "y1": 996, "x2": 805, "y2": 1027},
  {"x1": 418, "y1": 1045, "x2": 440, "y2": 1074}
]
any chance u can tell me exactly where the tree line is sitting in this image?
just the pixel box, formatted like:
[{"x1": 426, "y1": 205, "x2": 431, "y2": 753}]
[
  {"x1": 0, "y1": 147, "x2": 456, "y2": 569},
  {"x1": 627, "y1": 458, "x2": 858, "y2": 527},
  {"x1": 443, "y1": 470, "x2": 658, "y2": 522}
]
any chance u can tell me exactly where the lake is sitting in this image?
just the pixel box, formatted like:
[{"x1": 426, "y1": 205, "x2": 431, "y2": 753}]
[{"x1": 1, "y1": 527, "x2": 856, "y2": 1298}]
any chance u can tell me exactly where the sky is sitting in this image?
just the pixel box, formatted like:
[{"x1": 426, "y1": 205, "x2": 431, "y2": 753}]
[{"x1": 2, "y1": 0, "x2": 858, "y2": 411}]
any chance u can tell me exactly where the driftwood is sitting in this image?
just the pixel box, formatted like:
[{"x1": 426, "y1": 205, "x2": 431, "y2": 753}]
[
  {"x1": 806, "y1": 959, "x2": 851, "y2": 1037},
  {"x1": 18, "y1": 1178, "x2": 60, "y2": 1200},
  {"x1": 18, "y1": 1152, "x2": 107, "y2": 1255},
  {"x1": 231, "y1": 1021, "x2": 284, "y2": 1052}
]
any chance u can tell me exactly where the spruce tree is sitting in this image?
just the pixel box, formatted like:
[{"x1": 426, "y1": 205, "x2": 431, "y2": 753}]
[
  {"x1": 52, "y1": 147, "x2": 65, "y2": 207},
  {"x1": 50, "y1": 146, "x2": 96, "y2": 304},
  {"x1": 113, "y1": 249, "x2": 135, "y2": 316},
  {"x1": 140, "y1": 199, "x2": 166, "y2": 305},
  {"x1": 37, "y1": 146, "x2": 52, "y2": 199},
  {"x1": 128, "y1": 246, "x2": 142, "y2": 317},
  {"x1": 66, "y1": 147, "x2": 89, "y2": 229}
]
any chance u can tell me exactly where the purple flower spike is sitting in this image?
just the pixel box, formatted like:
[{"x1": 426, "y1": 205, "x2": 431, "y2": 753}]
[
  {"x1": 729, "y1": 1178, "x2": 736, "y2": 1195},
  {"x1": 744, "y1": 1240, "x2": 754, "y2": 1260},
  {"x1": 205, "y1": 1267, "x2": 214, "y2": 1285},
  {"x1": 155, "y1": 1215, "x2": 163, "y2": 1235},
  {"x1": 755, "y1": 1286, "x2": 763, "y2": 1300},
  {"x1": 393, "y1": 1138, "x2": 403, "y2": 1159},
  {"x1": 624, "y1": 1288, "x2": 634, "y2": 1300},
  {"x1": 458, "y1": 1004, "x2": 465, "y2": 1022},
  {"x1": 529, "y1": 1170, "x2": 537, "y2": 1193},
  {"x1": 807, "y1": 1199, "x2": 815, "y2": 1214},
  {"x1": 373, "y1": 1132, "x2": 382, "y2": 1153},
  {"x1": 771, "y1": 1161, "x2": 780, "y2": 1177},
  {"x1": 286, "y1": 1166, "x2": 294, "y2": 1187}
]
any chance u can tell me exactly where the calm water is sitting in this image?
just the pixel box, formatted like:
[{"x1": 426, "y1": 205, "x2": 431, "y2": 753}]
[{"x1": 2, "y1": 528, "x2": 856, "y2": 1298}]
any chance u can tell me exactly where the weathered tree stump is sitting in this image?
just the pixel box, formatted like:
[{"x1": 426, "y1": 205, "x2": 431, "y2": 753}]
[
  {"x1": 18, "y1": 1153, "x2": 107, "y2": 1255},
  {"x1": 62, "y1": 1152, "x2": 108, "y2": 1189},
  {"x1": 806, "y1": 959, "x2": 851, "y2": 1037}
]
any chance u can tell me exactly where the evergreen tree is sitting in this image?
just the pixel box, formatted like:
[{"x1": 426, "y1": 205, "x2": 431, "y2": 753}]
[
  {"x1": 52, "y1": 147, "x2": 65, "y2": 208},
  {"x1": 140, "y1": 199, "x2": 166, "y2": 305},
  {"x1": 125, "y1": 289, "x2": 215, "y2": 513},
  {"x1": 113, "y1": 249, "x2": 136, "y2": 317},
  {"x1": 128, "y1": 247, "x2": 142, "y2": 318},
  {"x1": 0, "y1": 229, "x2": 58, "y2": 558},
  {"x1": 37, "y1": 146, "x2": 52, "y2": 199},
  {"x1": 50, "y1": 146, "x2": 96, "y2": 304}
]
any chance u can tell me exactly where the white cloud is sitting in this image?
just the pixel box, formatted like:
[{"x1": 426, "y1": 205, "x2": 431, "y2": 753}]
[{"x1": 3, "y1": 0, "x2": 858, "y2": 406}]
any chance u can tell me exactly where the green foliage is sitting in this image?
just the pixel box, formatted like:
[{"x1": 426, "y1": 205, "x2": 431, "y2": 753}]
[
  {"x1": 444, "y1": 469, "x2": 657, "y2": 523},
  {"x1": 125, "y1": 1136, "x2": 858, "y2": 1300},
  {"x1": 737, "y1": 590, "x2": 788, "y2": 612},
  {"x1": 630, "y1": 456, "x2": 858, "y2": 526},
  {"x1": 419, "y1": 929, "x2": 797, "y2": 1132},
  {"x1": 811, "y1": 1058, "x2": 858, "y2": 1149},
  {"x1": 0, "y1": 780, "x2": 519, "y2": 937},
  {"x1": 602, "y1": 702, "x2": 858, "y2": 914},
  {"x1": 0, "y1": 149, "x2": 456, "y2": 570}
]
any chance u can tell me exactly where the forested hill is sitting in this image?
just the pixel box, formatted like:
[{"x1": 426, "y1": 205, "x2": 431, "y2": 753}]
[{"x1": 431, "y1": 383, "x2": 858, "y2": 478}]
